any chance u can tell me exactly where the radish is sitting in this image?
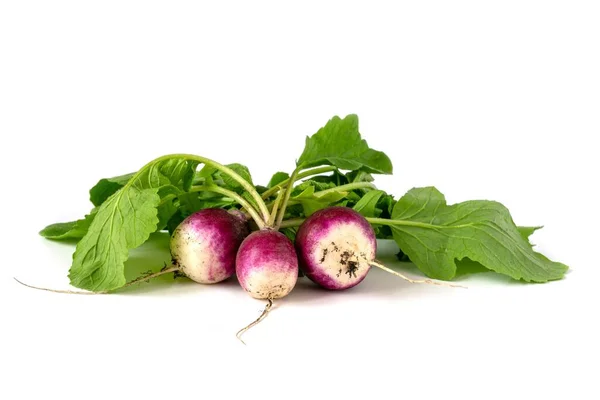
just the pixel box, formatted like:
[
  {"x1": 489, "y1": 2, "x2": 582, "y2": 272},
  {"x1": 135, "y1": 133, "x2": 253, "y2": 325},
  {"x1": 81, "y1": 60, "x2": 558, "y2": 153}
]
[
  {"x1": 236, "y1": 230, "x2": 298, "y2": 299},
  {"x1": 295, "y1": 206, "x2": 375, "y2": 290},
  {"x1": 170, "y1": 208, "x2": 249, "y2": 284},
  {"x1": 234, "y1": 229, "x2": 298, "y2": 344},
  {"x1": 295, "y1": 206, "x2": 463, "y2": 290}
]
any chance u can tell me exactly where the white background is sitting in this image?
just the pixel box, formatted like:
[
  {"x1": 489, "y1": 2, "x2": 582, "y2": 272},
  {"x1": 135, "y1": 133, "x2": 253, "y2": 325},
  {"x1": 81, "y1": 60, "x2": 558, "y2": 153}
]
[{"x1": 1, "y1": 1, "x2": 599, "y2": 399}]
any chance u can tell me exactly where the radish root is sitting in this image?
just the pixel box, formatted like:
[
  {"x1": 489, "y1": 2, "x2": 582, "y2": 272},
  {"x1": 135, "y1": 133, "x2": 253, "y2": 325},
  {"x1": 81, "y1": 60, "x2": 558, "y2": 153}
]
[
  {"x1": 369, "y1": 260, "x2": 467, "y2": 289},
  {"x1": 14, "y1": 277, "x2": 104, "y2": 294},
  {"x1": 236, "y1": 298, "x2": 273, "y2": 345},
  {"x1": 14, "y1": 265, "x2": 180, "y2": 295}
]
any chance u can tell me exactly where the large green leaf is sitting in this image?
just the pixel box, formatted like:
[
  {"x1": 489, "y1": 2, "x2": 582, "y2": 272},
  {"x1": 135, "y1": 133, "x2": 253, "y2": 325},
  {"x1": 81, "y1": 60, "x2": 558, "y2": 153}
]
[
  {"x1": 68, "y1": 158, "x2": 198, "y2": 291},
  {"x1": 396, "y1": 225, "x2": 543, "y2": 269},
  {"x1": 296, "y1": 114, "x2": 393, "y2": 174},
  {"x1": 388, "y1": 187, "x2": 568, "y2": 282}
]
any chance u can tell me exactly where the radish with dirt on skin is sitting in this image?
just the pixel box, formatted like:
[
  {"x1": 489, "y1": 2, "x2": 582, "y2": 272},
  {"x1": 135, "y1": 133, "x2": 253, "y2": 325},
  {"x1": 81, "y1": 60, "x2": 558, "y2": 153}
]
[
  {"x1": 295, "y1": 206, "x2": 462, "y2": 289},
  {"x1": 295, "y1": 207, "x2": 375, "y2": 290}
]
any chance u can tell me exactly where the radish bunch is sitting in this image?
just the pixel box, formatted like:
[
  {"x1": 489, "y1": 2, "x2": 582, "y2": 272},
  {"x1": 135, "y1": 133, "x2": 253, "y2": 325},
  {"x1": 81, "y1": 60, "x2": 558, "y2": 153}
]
[
  {"x1": 32, "y1": 114, "x2": 567, "y2": 342},
  {"x1": 167, "y1": 202, "x2": 413, "y2": 343},
  {"x1": 170, "y1": 206, "x2": 380, "y2": 301}
]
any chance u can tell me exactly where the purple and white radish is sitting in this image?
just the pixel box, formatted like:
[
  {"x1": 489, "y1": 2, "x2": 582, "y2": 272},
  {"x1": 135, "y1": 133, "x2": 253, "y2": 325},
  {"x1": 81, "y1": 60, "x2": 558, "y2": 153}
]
[
  {"x1": 236, "y1": 230, "x2": 298, "y2": 299},
  {"x1": 295, "y1": 206, "x2": 463, "y2": 290},
  {"x1": 295, "y1": 206, "x2": 376, "y2": 290},
  {"x1": 171, "y1": 208, "x2": 249, "y2": 284}
]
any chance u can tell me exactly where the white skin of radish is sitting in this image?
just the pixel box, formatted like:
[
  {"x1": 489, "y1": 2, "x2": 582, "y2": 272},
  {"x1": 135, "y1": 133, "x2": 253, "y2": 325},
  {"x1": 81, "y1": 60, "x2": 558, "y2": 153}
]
[
  {"x1": 172, "y1": 230, "x2": 230, "y2": 284},
  {"x1": 312, "y1": 224, "x2": 376, "y2": 286},
  {"x1": 242, "y1": 269, "x2": 297, "y2": 299}
]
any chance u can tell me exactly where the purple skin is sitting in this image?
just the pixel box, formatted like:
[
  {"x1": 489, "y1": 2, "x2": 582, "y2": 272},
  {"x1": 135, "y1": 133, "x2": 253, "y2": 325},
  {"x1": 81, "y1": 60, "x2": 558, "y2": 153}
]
[
  {"x1": 170, "y1": 208, "x2": 249, "y2": 284},
  {"x1": 236, "y1": 230, "x2": 299, "y2": 299},
  {"x1": 227, "y1": 208, "x2": 250, "y2": 223},
  {"x1": 295, "y1": 207, "x2": 377, "y2": 290}
]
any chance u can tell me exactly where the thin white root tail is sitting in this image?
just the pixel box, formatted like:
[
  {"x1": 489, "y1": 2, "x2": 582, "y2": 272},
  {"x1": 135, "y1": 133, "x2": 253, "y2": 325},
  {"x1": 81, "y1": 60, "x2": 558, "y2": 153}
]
[
  {"x1": 13, "y1": 265, "x2": 180, "y2": 295},
  {"x1": 370, "y1": 261, "x2": 467, "y2": 289},
  {"x1": 14, "y1": 277, "x2": 105, "y2": 294},
  {"x1": 236, "y1": 298, "x2": 273, "y2": 345}
]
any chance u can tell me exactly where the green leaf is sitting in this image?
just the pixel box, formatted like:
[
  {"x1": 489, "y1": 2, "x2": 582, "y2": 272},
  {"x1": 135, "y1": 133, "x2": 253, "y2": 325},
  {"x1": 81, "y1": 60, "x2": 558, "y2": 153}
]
[
  {"x1": 280, "y1": 227, "x2": 298, "y2": 242},
  {"x1": 69, "y1": 158, "x2": 198, "y2": 291},
  {"x1": 345, "y1": 191, "x2": 362, "y2": 203},
  {"x1": 157, "y1": 200, "x2": 179, "y2": 231},
  {"x1": 197, "y1": 163, "x2": 253, "y2": 194},
  {"x1": 353, "y1": 190, "x2": 385, "y2": 218},
  {"x1": 454, "y1": 226, "x2": 544, "y2": 277},
  {"x1": 346, "y1": 170, "x2": 374, "y2": 183},
  {"x1": 371, "y1": 194, "x2": 395, "y2": 239},
  {"x1": 178, "y1": 191, "x2": 237, "y2": 217},
  {"x1": 166, "y1": 210, "x2": 186, "y2": 236},
  {"x1": 89, "y1": 173, "x2": 135, "y2": 207},
  {"x1": 255, "y1": 185, "x2": 268, "y2": 195},
  {"x1": 281, "y1": 203, "x2": 305, "y2": 219},
  {"x1": 397, "y1": 225, "x2": 542, "y2": 270},
  {"x1": 291, "y1": 185, "x2": 348, "y2": 216},
  {"x1": 518, "y1": 226, "x2": 543, "y2": 244},
  {"x1": 309, "y1": 171, "x2": 347, "y2": 186},
  {"x1": 176, "y1": 192, "x2": 205, "y2": 216},
  {"x1": 377, "y1": 194, "x2": 396, "y2": 216},
  {"x1": 296, "y1": 114, "x2": 393, "y2": 174},
  {"x1": 39, "y1": 210, "x2": 97, "y2": 240},
  {"x1": 267, "y1": 172, "x2": 289, "y2": 188},
  {"x1": 155, "y1": 185, "x2": 184, "y2": 231},
  {"x1": 291, "y1": 179, "x2": 336, "y2": 194},
  {"x1": 388, "y1": 187, "x2": 568, "y2": 282},
  {"x1": 217, "y1": 163, "x2": 253, "y2": 193},
  {"x1": 454, "y1": 257, "x2": 490, "y2": 277}
]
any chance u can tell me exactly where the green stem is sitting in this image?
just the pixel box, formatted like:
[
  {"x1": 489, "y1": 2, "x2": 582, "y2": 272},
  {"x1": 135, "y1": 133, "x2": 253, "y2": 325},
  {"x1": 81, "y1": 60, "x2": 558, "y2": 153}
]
[
  {"x1": 269, "y1": 182, "x2": 376, "y2": 227},
  {"x1": 316, "y1": 182, "x2": 375, "y2": 196},
  {"x1": 278, "y1": 218, "x2": 305, "y2": 228},
  {"x1": 366, "y1": 217, "x2": 438, "y2": 229},
  {"x1": 264, "y1": 182, "x2": 374, "y2": 210},
  {"x1": 158, "y1": 194, "x2": 178, "y2": 206},
  {"x1": 165, "y1": 154, "x2": 270, "y2": 223},
  {"x1": 266, "y1": 199, "x2": 300, "y2": 210},
  {"x1": 260, "y1": 166, "x2": 338, "y2": 199},
  {"x1": 275, "y1": 166, "x2": 301, "y2": 229},
  {"x1": 190, "y1": 185, "x2": 266, "y2": 229},
  {"x1": 278, "y1": 216, "x2": 437, "y2": 230},
  {"x1": 268, "y1": 187, "x2": 285, "y2": 227}
]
